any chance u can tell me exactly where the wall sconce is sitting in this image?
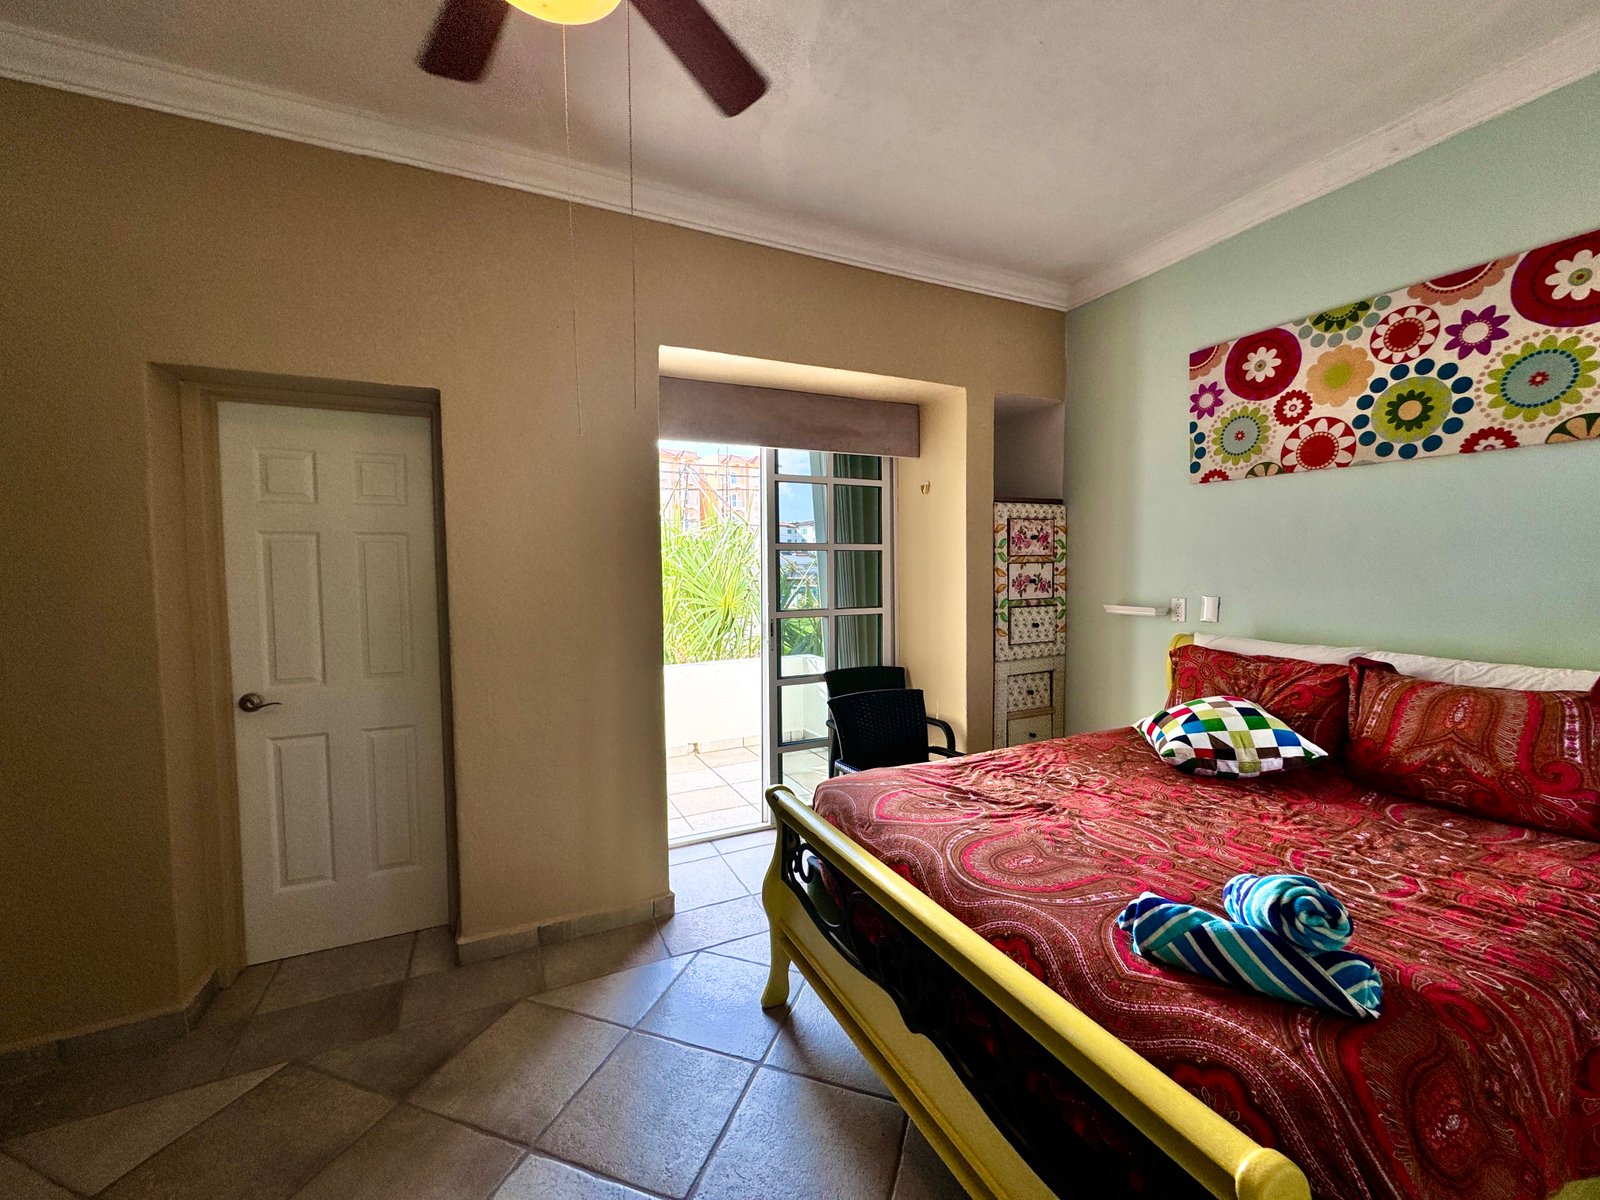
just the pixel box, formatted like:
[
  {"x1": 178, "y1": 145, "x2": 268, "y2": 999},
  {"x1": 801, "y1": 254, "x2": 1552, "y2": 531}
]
[{"x1": 1103, "y1": 598, "x2": 1187, "y2": 622}]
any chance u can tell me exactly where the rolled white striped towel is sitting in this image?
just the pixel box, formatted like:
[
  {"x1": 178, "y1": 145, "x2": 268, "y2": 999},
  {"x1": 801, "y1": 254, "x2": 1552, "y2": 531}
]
[{"x1": 1223, "y1": 872, "x2": 1352, "y2": 953}]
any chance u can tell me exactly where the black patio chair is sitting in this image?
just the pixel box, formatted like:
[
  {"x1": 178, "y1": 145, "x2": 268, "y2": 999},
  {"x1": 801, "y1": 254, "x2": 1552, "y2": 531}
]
[
  {"x1": 823, "y1": 666, "x2": 908, "y2": 777},
  {"x1": 827, "y1": 688, "x2": 960, "y2": 775}
]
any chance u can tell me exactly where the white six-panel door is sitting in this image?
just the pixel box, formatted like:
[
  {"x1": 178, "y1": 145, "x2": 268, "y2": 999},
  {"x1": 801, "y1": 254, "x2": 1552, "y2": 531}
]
[{"x1": 218, "y1": 402, "x2": 449, "y2": 964}]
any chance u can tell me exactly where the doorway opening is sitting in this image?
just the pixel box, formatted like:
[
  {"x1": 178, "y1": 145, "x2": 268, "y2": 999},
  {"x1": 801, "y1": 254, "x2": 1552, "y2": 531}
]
[{"x1": 659, "y1": 441, "x2": 893, "y2": 845}]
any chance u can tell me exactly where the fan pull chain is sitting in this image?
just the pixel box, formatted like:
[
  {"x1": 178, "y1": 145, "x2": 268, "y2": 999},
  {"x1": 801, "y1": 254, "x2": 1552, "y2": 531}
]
[
  {"x1": 626, "y1": 1, "x2": 639, "y2": 410},
  {"x1": 561, "y1": 27, "x2": 583, "y2": 438}
]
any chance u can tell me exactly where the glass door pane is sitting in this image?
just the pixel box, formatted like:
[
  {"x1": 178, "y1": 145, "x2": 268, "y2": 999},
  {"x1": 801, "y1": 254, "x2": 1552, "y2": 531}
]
[
  {"x1": 777, "y1": 550, "x2": 825, "y2": 610},
  {"x1": 777, "y1": 482, "x2": 826, "y2": 543},
  {"x1": 835, "y1": 550, "x2": 881, "y2": 608},
  {"x1": 779, "y1": 682, "x2": 828, "y2": 743},
  {"x1": 765, "y1": 448, "x2": 893, "y2": 806},
  {"x1": 777, "y1": 617, "x2": 825, "y2": 677},
  {"x1": 833, "y1": 485, "x2": 881, "y2": 544},
  {"x1": 835, "y1": 614, "x2": 882, "y2": 669}
]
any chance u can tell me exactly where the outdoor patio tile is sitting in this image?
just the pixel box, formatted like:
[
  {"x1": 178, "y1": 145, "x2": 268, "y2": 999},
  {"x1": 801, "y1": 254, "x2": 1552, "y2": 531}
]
[
  {"x1": 665, "y1": 755, "x2": 702, "y2": 775},
  {"x1": 732, "y1": 780, "x2": 766, "y2": 803},
  {"x1": 532, "y1": 956, "x2": 691, "y2": 1027},
  {"x1": 892, "y1": 1121, "x2": 968, "y2": 1200},
  {"x1": 541, "y1": 924, "x2": 666, "y2": 991},
  {"x1": 713, "y1": 828, "x2": 776, "y2": 855},
  {"x1": 685, "y1": 804, "x2": 762, "y2": 833},
  {"x1": 535, "y1": 1033, "x2": 751, "y2": 1198},
  {"x1": 99, "y1": 1065, "x2": 391, "y2": 1200},
  {"x1": 712, "y1": 759, "x2": 762, "y2": 783},
  {"x1": 410, "y1": 1003, "x2": 624, "y2": 1144},
  {"x1": 637, "y1": 954, "x2": 782, "y2": 1061},
  {"x1": 398, "y1": 948, "x2": 544, "y2": 1027},
  {"x1": 293, "y1": 1103, "x2": 521, "y2": 1200},
  {"x1": 693, "y1": 1069, "x2": 903, "y2": 1200},
  {"x1": 225, "y1": 984, "x2": 402, "y2": 1076},
  {"x1": 258, "y1": 935, "x2": 414, "y2": 1015},
  {"x1": 666, "y1": 769, "x2": 723, "y2": 796},
  {"x1": 698, "y1": 747, "x2": 757, "y2": 767},
  {"x1": 0, "y1": 1153, "x2": 75, "y2": 1199},
  {"x1": 309, "y1": 1004, "x2": 509, "y2": 1098},
  {"x1": 409, "y1": 927, "x2": 456, "y2": 977},
  {"x1": 765, "y1": 986, "x2": 890, "y2": 1096},
  {"x1": 720, "y1": 845, "x2": 771, "y2": 893},
  {"x1": 670, "y1": 784, "x2": 746, "y2": 817},
  {"x1": 668, "y1": 856, "x2": 746, "y2": 911},
  {"x1": 3, "y1": 1067, "x2": 280, "y2": 1195},
  {"x1": 657, "y1": 895, "x2": 767, "y2": 956},
  {"x1": 493, "y1": 1154, "x2": 653, "y2": 1199},
  {"x1": 666, "y1": 818, "x2": 692, "y2": 840},
  {"x1": 668, "y1": 841, "x2": 718, "y2": 865}
]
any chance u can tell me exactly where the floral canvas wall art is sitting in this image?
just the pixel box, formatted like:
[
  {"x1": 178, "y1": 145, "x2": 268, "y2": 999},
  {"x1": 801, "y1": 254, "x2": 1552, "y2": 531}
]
[{"x1": 1188, "y1": 223, "x2": 1600, "y2": 482}]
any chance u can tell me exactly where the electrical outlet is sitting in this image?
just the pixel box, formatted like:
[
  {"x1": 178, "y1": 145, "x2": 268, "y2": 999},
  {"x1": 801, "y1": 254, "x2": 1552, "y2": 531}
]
[{"x1": 1169, "y1": 597, "x2": 1187, "y2": 623}]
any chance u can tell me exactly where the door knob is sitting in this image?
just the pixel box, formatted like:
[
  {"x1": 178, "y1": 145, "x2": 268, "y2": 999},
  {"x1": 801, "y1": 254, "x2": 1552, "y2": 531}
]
[{"x1": 237, "y1": 692, "x2": 283, "y2": 713}]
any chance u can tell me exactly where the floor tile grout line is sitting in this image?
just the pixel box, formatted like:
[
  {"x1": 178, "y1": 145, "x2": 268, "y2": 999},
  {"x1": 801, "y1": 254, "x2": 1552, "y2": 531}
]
[
  {"x1": 520, "y1": 1009, "x2": 640, "y2": 1154},
  {"x1": 513, "y1": 1144, "x2": 682, "y2": 1200},
  {"x1": 1, "y1": 1146, "x2": 88, "y2": 1198},
  {"x1": 681, "y1": 1057, "x2": 767, "y2": 1200},
  {"x1": 481, "y1": 1147, "x2": 528, "y2": 1200},
  {"x1": 400, "y1": 929, "x2": 419, "y2": 981},
  {"x1": 889, "y1": 1112, "x2": 914, "y2": 1199}
]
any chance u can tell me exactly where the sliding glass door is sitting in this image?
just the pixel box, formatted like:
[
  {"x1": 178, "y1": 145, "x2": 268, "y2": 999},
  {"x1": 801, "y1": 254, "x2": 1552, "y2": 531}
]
[{"x1": 761, "y1": 449, "x2": 894, "y2": 805}]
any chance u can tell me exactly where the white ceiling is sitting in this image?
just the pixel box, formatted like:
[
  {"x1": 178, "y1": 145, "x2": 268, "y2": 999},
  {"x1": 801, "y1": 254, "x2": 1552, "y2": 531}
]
[{"x1": 4, "y1": 0, "x2": 1600, "y2": 308}]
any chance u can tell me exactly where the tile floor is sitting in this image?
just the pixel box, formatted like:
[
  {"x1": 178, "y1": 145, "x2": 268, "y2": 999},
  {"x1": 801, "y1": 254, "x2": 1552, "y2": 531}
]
[
  {"x1": 666, "y1": 746, "x2": 830, "y2": 844},
  {"x1": 0, "y1": 830, "x2": 965, "y2": 1199}
]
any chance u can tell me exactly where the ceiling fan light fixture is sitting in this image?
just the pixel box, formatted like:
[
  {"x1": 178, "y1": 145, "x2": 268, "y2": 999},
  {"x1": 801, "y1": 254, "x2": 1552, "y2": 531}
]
[{"x1": 505, "y1": 0, "x2": 622, "y2": 25}]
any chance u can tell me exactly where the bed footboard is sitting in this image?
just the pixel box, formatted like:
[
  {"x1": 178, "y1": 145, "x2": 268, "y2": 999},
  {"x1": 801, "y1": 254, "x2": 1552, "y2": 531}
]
[{"x1": 760, "y1": 785, "x2": 1311, "y2": 1200}]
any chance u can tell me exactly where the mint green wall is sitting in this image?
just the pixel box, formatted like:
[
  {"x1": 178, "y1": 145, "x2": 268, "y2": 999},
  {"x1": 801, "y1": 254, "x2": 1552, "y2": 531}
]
[{"x1": 1063, "y1": 72, "x2": 1600, "y2": 733}]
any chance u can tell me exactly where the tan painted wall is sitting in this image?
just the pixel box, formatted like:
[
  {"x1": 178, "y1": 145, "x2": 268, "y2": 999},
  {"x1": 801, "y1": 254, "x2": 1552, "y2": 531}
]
[{"x1": 0, "y1": 80, "x2": 1063, "y2": 1048}]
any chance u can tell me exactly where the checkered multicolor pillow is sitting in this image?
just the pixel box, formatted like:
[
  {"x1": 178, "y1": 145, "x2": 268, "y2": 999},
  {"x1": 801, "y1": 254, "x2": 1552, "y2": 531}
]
[{"x1": 1136, "y1": 695, "x2": 1329, "y2": 777}]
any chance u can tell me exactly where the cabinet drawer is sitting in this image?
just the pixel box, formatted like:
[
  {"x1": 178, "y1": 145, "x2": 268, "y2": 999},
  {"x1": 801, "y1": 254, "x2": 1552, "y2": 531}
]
[{"x1": 1007, "y1": 713, "x2": 1053, "y2": 745}]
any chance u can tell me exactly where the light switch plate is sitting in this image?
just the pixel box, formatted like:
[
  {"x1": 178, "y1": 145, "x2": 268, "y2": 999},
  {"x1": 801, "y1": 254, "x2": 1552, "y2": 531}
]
[
  {"x1": 1201, "y1": 595, "x2": 1220, "y2": 623},
  {"x1": 1169, "y1": 597, "x2": 1187, "y2": 623}
]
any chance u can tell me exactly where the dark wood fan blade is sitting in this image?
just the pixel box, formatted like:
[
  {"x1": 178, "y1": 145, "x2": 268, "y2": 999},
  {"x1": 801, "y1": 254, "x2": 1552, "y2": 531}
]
[
  {"x1": 629, "y1": 0, "x2": 767, "y2": 117},
  {"x1": 419, "y1": 0, "x2": 510, "y2": 82}
]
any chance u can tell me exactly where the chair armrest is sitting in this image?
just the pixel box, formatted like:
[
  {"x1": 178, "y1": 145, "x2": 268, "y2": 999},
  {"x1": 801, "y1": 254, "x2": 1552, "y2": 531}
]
[
  {"x1": 926, "y1": 746, "x2": 961, "y2": 759},
  {"x1": 926, "y1": 716, "x2": 957, "y2": 753},
  {"x1": 833, "y1": 761, "x2": 860, "y2": 774}
]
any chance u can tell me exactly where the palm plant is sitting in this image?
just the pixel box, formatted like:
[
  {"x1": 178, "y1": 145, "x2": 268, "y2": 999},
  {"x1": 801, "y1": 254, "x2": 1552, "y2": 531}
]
[{"x1": 661, "y1": 516, "x2": 761, "y2": 664}]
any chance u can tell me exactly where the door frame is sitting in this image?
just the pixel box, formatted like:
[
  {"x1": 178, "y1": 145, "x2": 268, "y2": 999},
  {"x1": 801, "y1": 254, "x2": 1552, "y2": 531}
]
[{"x1": 177, "y1": 377, "x2": 458, "y2": 984}]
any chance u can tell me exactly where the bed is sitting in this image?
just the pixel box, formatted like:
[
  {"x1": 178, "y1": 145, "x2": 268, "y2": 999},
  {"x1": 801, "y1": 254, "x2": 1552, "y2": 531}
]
[{"x1": 758, "y1": 635, "x2": 1600, "y2": 1200}]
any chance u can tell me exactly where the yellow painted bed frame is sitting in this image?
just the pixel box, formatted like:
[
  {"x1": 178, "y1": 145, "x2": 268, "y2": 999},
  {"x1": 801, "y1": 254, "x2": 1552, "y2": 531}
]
[{"x1": 758, "y1": 634, "x2": 1600, "y2": 1200}]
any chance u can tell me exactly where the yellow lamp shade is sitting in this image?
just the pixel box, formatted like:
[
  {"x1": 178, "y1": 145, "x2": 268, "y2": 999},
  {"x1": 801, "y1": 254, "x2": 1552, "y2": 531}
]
[{"x1": 505, "y1": 0, "x2": 622, "y2": 25}]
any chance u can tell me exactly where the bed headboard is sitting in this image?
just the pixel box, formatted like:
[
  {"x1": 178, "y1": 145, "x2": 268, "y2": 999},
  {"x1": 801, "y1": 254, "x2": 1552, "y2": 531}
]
[{"x1": 1164, "y1": 632, "x2": 1598, "y2": 692}]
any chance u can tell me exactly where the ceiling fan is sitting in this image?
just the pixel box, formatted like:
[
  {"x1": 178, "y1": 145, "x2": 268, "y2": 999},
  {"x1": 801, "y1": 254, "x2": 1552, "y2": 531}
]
[{"x1": 418, "y1": 0, "x2": 768, "y2": 117}]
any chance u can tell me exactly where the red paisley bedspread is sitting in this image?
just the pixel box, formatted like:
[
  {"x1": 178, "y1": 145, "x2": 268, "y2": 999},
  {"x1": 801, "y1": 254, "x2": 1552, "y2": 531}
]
[{"x1": 812, "y1": 729, "x2": 1600, "y2": 1200}]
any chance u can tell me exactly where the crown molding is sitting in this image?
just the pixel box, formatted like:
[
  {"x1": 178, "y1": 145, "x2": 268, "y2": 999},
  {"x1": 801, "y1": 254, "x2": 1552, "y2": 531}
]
[
  {"x1": 0, "y1": 20, "x2": 1072, "y2": 311},
  {"x1": 5, "y1": 18, "x2": 1598, "y2": 315},
  {"x1": 1065, "y1": 16, "x2": 1600, "y2": 307}
]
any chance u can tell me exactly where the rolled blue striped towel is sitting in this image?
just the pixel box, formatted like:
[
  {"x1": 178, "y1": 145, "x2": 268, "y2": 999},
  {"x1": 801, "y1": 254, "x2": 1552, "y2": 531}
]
[
  {"x1": 1117, "y1": 893, "x2": 1382, "y2": 1019},
  {"x1": 1223, "y1": 872, "x2": 1352, "y2": 953}
]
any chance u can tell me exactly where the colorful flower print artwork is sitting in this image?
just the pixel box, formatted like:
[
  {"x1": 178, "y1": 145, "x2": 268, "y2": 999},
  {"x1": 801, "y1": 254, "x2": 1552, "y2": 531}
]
[{"x1": 1188, "y1": 223, "x2": 1600, "y2": 482}]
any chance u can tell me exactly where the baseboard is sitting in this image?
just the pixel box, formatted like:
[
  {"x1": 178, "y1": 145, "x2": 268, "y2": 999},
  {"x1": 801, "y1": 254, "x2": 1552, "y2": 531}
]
[
  {"x1": 3, "y1": 891, "x2": 678, "y2": 1067},
  {"x1": 455, "y1": 891, "x2": 676, "y2": 965},
  {"x1": 0, "y1": 969, "x2": 217, "y2": 1076}
]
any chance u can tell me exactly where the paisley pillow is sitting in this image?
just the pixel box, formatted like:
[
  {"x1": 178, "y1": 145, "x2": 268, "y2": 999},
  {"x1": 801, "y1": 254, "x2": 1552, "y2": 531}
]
[
  {"x1": 1168, "y1": 643, "x2": 1352, "y2": 755},
  {"x1": 1346, "y1": 670, "x2": 1600, "y2": 840},
  {"x1": 1137, "y1": 695, "x2": 1329, "y2": 778}
]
